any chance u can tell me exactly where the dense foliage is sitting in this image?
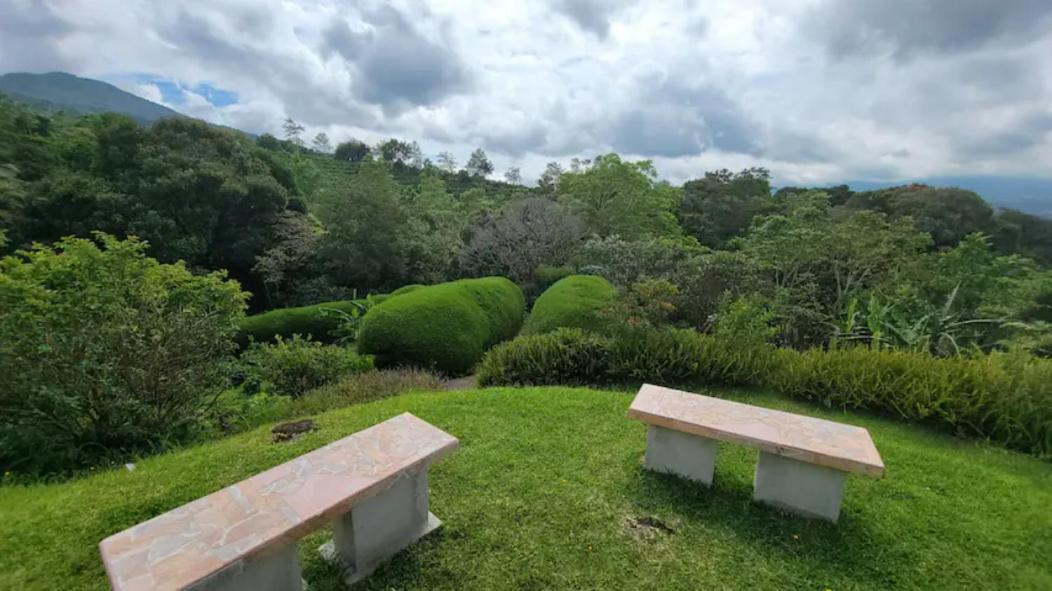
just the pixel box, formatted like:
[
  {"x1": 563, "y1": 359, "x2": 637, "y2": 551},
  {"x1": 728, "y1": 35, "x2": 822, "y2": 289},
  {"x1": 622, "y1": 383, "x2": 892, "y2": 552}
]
[
  {"x1": 524, "y1": 274, "x2": 617, "y2": 334},
  {"x1": 0, "y1": 235, "x2": 247, "y2": 474},
  {"x1": 358, "y1": 277, "x2": 525, "y2": 375},
  {"x1": 238, "y1": 335, "x2": 373, "y2": 398}
]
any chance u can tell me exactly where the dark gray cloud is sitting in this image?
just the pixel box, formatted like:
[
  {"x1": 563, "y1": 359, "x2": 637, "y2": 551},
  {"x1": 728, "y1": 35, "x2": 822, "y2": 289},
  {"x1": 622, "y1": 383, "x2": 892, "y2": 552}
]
[
  {"x1": 553, "y1": 0, "x2": 628, "y2": 39},
  {"x1": 324, "y1": 5, "x2": 470, "y2": 111},
  {"x1": 609, "y1": 82, "x2": 759, "y2": 157},
  {"x1": 810, "y1": 0, "x2": 1052, "y2": 60}
]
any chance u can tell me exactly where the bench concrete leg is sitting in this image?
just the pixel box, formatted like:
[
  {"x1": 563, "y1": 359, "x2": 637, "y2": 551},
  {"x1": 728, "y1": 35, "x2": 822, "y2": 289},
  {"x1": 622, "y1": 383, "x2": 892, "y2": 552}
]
[
  {"x1": 188, "y1": 543, "x2": 303, "y2": 591},
  {"x1": 320, "y1": 466, "x2": 441, "y2": 584},
  {"x1": 644, "y1": 425, "x2": 718, "y2": 486},
  {"x1": 753, "y1": 451, "x2": 846, "y2": 522}
]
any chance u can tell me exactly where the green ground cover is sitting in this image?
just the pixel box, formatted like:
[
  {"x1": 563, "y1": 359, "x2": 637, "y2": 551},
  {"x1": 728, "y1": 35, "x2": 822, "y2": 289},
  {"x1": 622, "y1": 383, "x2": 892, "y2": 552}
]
[{"x1": 1, "y1": 386, "x2": 1049, "y2": 590}]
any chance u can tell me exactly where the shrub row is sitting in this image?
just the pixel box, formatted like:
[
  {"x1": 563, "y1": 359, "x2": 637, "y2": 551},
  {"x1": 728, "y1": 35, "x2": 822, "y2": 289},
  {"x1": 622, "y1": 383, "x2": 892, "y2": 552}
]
[
  {"x1": 478, "y1": 327, "x2": 775, "y2": 388},
  {"x1": 236, "y1": 300, "x2": 364, "y2": 346},
  {"x1": 358, "y1": 277, "x2": 525, "y2": 375},
  {"x1": 772, "y1": 347, "x2": 1052, "y2": 458},
  {"x1": 523, "y1": 274, "x2": 617, "y2": 335},
  {"x1": 478, "y1": 328, "x2": 1052, "y2": 458},
  {"x1": 236, "y1": 285, "x2": 426, "y2": 346}
]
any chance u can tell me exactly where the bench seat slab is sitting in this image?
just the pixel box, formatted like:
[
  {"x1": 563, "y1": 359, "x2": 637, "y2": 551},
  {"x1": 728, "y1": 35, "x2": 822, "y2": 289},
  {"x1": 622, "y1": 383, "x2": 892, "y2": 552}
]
[
  {"x1": 753, "y1": 451, "x2": 846, "y2": 522},
  {"x1": 320, "y1": 466, "x2": 441, "y2": 584},
  {"x1": 644, "y1": 425, "x2": 718, "y2": 486}
]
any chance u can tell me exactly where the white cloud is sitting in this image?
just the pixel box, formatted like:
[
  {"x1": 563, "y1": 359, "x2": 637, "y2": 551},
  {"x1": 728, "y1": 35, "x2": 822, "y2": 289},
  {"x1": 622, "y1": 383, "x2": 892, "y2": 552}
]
[{"x1": 1, "y1": 0, "x2": 1050, "y2": 186}]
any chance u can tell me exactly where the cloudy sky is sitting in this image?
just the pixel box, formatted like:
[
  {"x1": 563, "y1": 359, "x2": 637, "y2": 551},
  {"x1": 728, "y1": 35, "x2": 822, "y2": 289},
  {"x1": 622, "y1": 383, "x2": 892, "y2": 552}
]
[{"x1": 2, "y1": 0, "x2": 1051, "y2": 187}]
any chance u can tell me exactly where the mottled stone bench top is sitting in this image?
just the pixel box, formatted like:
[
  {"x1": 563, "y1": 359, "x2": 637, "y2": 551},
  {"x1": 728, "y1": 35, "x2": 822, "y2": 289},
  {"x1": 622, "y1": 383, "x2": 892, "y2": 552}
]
[
  {"x1": 99, "y1": 413, "x2": 458, "y2": 591},
  {"x1": 628, "y1": 384, "x2": 884, "y2": 478}
]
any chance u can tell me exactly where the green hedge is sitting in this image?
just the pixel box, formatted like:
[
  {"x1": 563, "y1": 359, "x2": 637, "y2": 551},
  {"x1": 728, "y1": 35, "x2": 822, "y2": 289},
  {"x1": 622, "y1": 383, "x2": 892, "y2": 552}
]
[
  {"x1": 239, "y1": 336, "x2": 373, "y2": 398},
  {"x1": 772, "y1": 347, "x2": 1052, "y2": 458},
  {"x1": 478, "y1": 327, "x2": 773, "y2": 388},
  {"x1": 478, "y1": 328, "x2": 1052, "y2": 458},
  {"x1": 523, "y1": 275, "x2": 617, "y2": 335},
  {"x1": 236, "y1": 300, "x2": 362, "y2": 346},
  {"x1": 358, "y1": 277, "x2": 525, "y2": 375}
]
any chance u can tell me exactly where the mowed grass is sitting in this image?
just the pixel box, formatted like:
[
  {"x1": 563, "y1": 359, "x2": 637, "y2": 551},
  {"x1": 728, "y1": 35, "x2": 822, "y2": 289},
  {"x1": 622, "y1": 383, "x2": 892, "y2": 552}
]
[{"x1": 1, "y1": 387, "x2": 1050, "y2": 590}]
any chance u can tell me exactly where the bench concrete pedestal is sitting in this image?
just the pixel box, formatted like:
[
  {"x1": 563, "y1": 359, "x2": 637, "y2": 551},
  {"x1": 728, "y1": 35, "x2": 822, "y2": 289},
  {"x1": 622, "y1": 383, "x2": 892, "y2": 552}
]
[
  {"x1": 644, "y1": 425, "x2": 718, "y2": 486},
  {"x1": 189, "y1": 544, "x2": 303, "y2": 591},
  {"x1": 320, "y1": 466, "x2": 441, "y2": 584},
  {"x1": 753, "y1": 451, "x2": 846, "y2": 522}
]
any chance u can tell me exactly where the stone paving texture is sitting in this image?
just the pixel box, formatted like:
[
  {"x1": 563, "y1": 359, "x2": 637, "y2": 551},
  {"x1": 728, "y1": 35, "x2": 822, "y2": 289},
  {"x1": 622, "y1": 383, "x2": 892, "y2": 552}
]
[
  {"x1": 628, "y1": 384, "x2": 884, "y2": 477},
  {"x1": 99, "y1": 413, "x2": 458, "y2": 591}
]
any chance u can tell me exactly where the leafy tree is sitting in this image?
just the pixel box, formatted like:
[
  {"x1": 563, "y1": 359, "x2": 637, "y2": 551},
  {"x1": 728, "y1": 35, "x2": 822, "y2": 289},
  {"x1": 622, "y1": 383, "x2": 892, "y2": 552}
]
[
  {"x1": 376, "y1": 138, "x2": 420, "y2": 168},
  {"x1": 558, "y1": 154, "x2": 680, "y2": 239},
  {"x1": 282, "y1": 118, "x2": 305, "y2": 146},
  {"x1": 537, "y1": 161, "x2": 563, "y2": 194},
  {"x1": 334, "y1": 139, "x2": 371, "y2": 163},
  {"x1": 316, "y1": 159, "x2": 407, "y2": 289},
  {"x1": 466, "y1": 148, "x2": 494, "y2": 177},
  {"x1": 256, "y1": 133, "x2": 281, "y2": 150},
  {"x1": 253, "y1": 211, "x2": 320, "y2": 306},
  {"x1": 678, "y1": 168, "x2": 775, "y2": 248},
  {"x1": 0, "y1": 234, "x2": 247, "y2": 474},
  {"x1": 461, "y1": 198, "x2": 582, "y2": 283},
  {"x1": 844, "y1": 184, "x2": 995, "y2": 248},
  {"x1": 993, "y1": 208, "x2": 1052, "y2": 265},
  {"x1": 402, "y1": 173, "x2": 464, "y2": 283},
  {"x1": 503, "y1": 166, "x2": 522, "y2": 185},
  {"x1": 311, "y1": 132, "x2": 332, "y2": 153},
  {"x1": 436, "y1": 151, "x2": 458, "y2": 173}
]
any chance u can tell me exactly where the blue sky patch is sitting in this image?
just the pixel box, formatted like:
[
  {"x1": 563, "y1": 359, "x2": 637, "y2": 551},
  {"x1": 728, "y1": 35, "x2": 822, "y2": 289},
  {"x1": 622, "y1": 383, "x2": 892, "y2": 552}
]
[{"x1": 116, "y1": 73, "x2": 238, "y2": 107}]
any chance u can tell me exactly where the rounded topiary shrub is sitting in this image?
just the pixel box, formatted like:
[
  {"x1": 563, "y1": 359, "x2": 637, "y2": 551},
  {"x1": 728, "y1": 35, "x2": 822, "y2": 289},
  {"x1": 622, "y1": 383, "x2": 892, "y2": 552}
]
[
  {"x1": 357, "y1": 277, "x2": 525, "y2": 375},
  {"x1": 523, "y1": 275, "x2": 617, "y2": 335},
  {"x1": 236, "y1": 300, "x2": 363, "y2": 346}
]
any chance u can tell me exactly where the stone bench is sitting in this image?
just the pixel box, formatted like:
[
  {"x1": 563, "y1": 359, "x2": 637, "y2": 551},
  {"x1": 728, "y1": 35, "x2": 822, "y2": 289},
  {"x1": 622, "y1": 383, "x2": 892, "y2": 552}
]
[
  {"x1": 99, "y1": 413, "x2": 458, "y2": 591},
  {"x1": 628, "y1": 384, "x2": 884, "y2": 522}
]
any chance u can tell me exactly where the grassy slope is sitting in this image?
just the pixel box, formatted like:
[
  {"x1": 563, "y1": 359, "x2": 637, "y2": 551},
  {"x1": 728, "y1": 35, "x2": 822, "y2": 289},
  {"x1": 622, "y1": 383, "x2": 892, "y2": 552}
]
[{"x1": 1, "y1": 387, "x2": 1050, "y2": 590}]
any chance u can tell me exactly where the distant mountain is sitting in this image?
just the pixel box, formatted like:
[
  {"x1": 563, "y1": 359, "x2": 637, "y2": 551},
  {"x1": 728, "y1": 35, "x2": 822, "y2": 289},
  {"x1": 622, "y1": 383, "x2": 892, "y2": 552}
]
[{"x1": 0, "y1": 71, "x2": 183, "y2": 124}]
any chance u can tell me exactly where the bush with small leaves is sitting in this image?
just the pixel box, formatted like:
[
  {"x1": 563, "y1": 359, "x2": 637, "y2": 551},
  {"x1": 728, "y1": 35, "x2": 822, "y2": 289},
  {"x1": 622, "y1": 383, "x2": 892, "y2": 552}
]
[{"x1": 239, "y1": 335, "x2": 373, "y2": 398}]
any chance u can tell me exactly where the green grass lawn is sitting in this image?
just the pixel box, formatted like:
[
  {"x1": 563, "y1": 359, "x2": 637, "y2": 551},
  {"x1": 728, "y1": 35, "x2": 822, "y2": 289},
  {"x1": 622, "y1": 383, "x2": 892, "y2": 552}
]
[{"x1": 1, "y1": 386, "x2": 1050, "y2": 590}]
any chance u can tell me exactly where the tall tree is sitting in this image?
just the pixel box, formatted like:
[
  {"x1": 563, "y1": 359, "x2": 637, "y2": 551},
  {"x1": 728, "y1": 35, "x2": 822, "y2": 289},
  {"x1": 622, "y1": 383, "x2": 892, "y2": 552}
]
[
  {"x1": 558, "y1": 154, "x2": 680, "y2": 239},
  {"x1": 334, "y1": 139, "x2": 370, "y2": 163},
  {"x1": 282, "y1": 118, "x2": 305, "y2": 146},
  {"x1": 436, "y1": 151, "x2": 458, "y2": 173},
  {"x1": 678, "y1": 168, "x2": 775, "y2": 248},
  {"x1": 503, "y1": 166, "x2": 522, "y2": 185},
  {"x1": 316, "y1": 159, "x2": 407, "y2": 289},
  {"x1": 465, "y1": 148, "x2": 494, "y2": 177},
  {"x1": 311, "y1": 132, "x2": 331, "y2": 153},
  {"x1": 537, "y1": 161, "x2": 563, "y2": 195}
]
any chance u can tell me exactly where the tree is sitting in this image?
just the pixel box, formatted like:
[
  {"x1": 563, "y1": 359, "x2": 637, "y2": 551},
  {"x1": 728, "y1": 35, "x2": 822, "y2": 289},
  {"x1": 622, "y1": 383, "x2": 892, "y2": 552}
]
[
  {"x1": 402, "y1": 173, "x2": 464, "y2": 283},
  {"x1": 311, "y1": 132, "x2": 332, "y2": 153},
  {"x1": 678, "y1": 168, "x2": 775, "y2": 248},
  {"x1": 843, "y1": 184, "x2": 995, "y2": 248},
  {"x1": 537, "y1": 161, "x2": 563, "y2": 194},
  {"x1": 503, "y1": 166, "x2": 522, "y2": 185},
  {"x1": 253, "y1": 211, "x2": 319, "y2": 306},
  {"x1": 334, "y1": 139, "x2": 370, "y2": 163},
  {"x1": 436, "y1": 151, "x2": 458, "y2": 173},
  {"x1": 558, "y1": 154, "x2": 680, "y2": 239},
  {"x1": 376, "y1": 138, "x2": 418, "y2": 168},
  {"x1": 0, "y1": 234, "x2": 247, "y2": 474},
  {"x1": 316, "y1": 159, "x2": 407, "y2": 289},
  {"x1": 282, "y1": 118, "x2": 305, "y2": 146},
  {"x1": 460, "y1": 198, "x2": 582, "y2": 283},
  {"x1": 466, "y1": 148, "x2": 494, "y2": 177}
]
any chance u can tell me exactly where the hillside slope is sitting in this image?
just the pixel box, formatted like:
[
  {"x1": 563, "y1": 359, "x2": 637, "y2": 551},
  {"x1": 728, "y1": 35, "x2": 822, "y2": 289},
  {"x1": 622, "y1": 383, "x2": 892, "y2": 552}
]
[{"x1": 0, "y1": 72, "x2": 183, "y2": 124}]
